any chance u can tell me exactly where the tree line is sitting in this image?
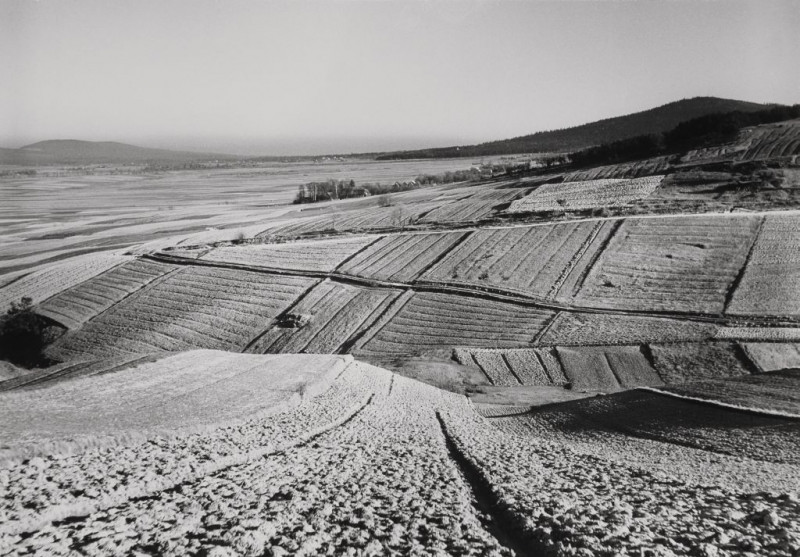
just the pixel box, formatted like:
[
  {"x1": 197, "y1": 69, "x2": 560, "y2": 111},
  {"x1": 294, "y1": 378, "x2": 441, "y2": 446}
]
[
  {"x1": 293, "y1": 179, "x2": 422, "y2": 204},
  {"x1": 293, "y1": 162, "x2": 531, "y2": 204}
]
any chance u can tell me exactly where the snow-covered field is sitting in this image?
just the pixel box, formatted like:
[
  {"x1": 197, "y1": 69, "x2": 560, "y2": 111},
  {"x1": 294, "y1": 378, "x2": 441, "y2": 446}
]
[{"x1": 1, "y1": 354, "x2": 797, "y2": 556}]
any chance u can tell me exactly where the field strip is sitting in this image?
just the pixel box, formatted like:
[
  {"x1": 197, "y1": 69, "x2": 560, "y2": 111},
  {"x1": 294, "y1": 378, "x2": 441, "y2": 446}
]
[
  {"x1": 60, "y1": 264, "x2": 183, "y2": 332},
  {"x1": 637, "y1": 387, "x2": 800, "y2": 420},
  {"x1": 146, "y1": 252, "x2": 336, "y2": 281},
  {"x1": 548, "y1": 220, "x2": 606, "y2": 300},
  {"x1": 484, "y1": 207, "x2": 800, "y2": 232},
  {"x1": 241, "y1": 279, "x2": 323, "y2": 353},
  {"x1": 35, "y1": 257, "x2": 134, "y2": 308},
  {"x1": 410, "y1": 230, "x2": 473, "y2": 279},
  {"x1": 410, "y1": 281, "x2": 734, "y2": 323},
  {"x1": 716, "y1": 327, "x2": 800, "y2": 341},
  {"x1": 347, "y1": 236, "x2": 424, "y2": 278},
  {"x1": 563, "y1": 219, "x2": 624, "y2": 299},
  {"x1": 722, "y1": 215, "x2": 766, "y2": 314},
  {"x1": 470, "y1": 353, "x2": 496, "y2": 385},
  {"x1": 0, "y1": 270, "x2": 30, "y2": 289},
  {"x1": 734, "y1": 341, "x2": 763, "y2": 375},
  {"x1": 3, "y1": 388, "x2": 374, "y2": 538},
  {"x1": 227, "y1": 207, "x2": 800, "y2": 247},
  {"x1": 167, "y1": 208, "x2": 800, "y2": 253},
  {"x1": 534, "y1": 350, "x2": 557, "y2": 384},
  {"x1": 289, "y1": 289, "x2": 361, "y2": 353},
  {"x1": 348, "y1": 290, "x2": 415, "y2": 352},
  {"x1": 332, "y1": 291, "x2": 402, "y2": 354},
  {"x1": 500, "y1": 352, "x2": 525, "y2": 385},
  {"x1": 330, "y1": 235, "x2": 385, "y2": 272},
  {"x1": 531, "y1": 311, "x2": 561, "y2": 345},
  {"x1": 602, "y1": 352, "x2": 626, "y2": 389},
  {"x1": 157, "y1": 208, "x2": 800, "y2": 265},
  {"x1": 2, "y1": 255, "x2": 118, "y2": 308},
  {"x1": 0, "y1": 244, "x2": 136, "y2": 277},
  {"x1": 142, "y1": 253, "x2": 800, "y2": 328}
]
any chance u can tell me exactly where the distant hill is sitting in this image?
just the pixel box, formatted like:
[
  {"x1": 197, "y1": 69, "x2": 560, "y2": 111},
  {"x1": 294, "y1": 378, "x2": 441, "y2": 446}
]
[
  {"x1": 376, "y1": 97, "x2": 775, "y2": 160},
  {"x1": 0, "y1": 140, "x2": 239, "y2": 165}
]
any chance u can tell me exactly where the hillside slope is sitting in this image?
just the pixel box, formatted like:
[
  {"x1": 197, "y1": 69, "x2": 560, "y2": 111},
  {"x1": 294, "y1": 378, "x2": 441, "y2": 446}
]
[
  {"x1": 1, "y1": 355, "x2": 797, "y2": 556},
  {"x1": 0, "y1": 140, "x2": 237, "y2": 165},
  {"x1": 378, "y1": 97, "x2": 772, "y2": 159}
]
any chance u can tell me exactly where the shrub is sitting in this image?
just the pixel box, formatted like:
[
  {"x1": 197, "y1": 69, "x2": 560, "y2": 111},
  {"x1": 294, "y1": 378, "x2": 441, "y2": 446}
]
[
  {"x1": 275, "y1": 313, "x2": 309, "y2": 329},
  {"x1": 0, "y1": 297, "x2": 62, "y2": 368}
]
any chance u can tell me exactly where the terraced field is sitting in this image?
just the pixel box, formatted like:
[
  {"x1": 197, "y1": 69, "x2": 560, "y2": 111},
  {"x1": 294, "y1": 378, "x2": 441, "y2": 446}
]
[
  {"x1": 648, "y1": 341, "x2": 753, "y2": 384},
  {"x1": 11, "y1": 211, "x2": 795, "y2": 405},
  {"x1": 507, "y1": 175, "x2": 663, "y2": 213},
  {"x1": 572, "y1": 215, "x2": 761, "y2": 313},
  {"x1": 678, "y1": 120, "x2": 800, "y2": 165},
  {"x1": 421, "y1": 220, "x2": 617, "y2": 300},
  {"x1": 36, "y1": 259, "x2": 178, "y2": 329},
  {"x1": 47, "y1": 267, "x2": 317, "y2": 360},
  {"x1": 557, "y1": 344, "x2": 662, "y2": 391},
  {"x1": 3, "y1": 214, "x2": 800, "y2": 557},
  {"x1": 727, "y1": 215, "x2": 800, "y2": 316},
  {"x1": 247, "y1": 280, "x2": 401, "y2": 354},
  {"x1": 7, "y1": 114, "x2": 800, "y2": 557},
  {"x1": 715, "y1": 326, "x2": 800, "y2": 341},
  {"x1": 458, "y1": 340, "x2": 756, "y2": 392},
  {"x1": 739, "y1": 120, "x2": 800, "y2": 161},
  {"x1": 0, "y1": 251, "x2": 130, "y2": 311},
  {"x1": 563, "y1": 156, "x2": 671, "y2": 181},
  {"x1": 355, "y1": 291, "x2": 554, "y2": 357},
  {"x1": 742, "y1": 342, "x2": 800, "y2": 372},
  {"x1": 454, "y1": 347, "x2": 568, "y2": 387},
  {"x1": 258, "y1": 198, "x2": 448, "y2": 239},
  {"x1": 200, "y1": 235, "x2": 378, "y2": 272},
  {"x1": 339, "y1": 231, "x2": 466, "y2": 282},
  {"x1": 539, "y1": 311, "x2": 719, "y2": 345},
  {"x1": 416, "y1": 185, "x2": 522, "y2": 224},
  {"x1": 14, "y1": 211, "x2": 792, "y2": 398}
]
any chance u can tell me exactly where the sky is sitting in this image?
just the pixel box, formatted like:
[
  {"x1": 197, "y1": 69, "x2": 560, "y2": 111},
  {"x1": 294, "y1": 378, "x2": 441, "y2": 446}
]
[{"x1": 1, "y1": 0, "x2": 798, "y2": 155}]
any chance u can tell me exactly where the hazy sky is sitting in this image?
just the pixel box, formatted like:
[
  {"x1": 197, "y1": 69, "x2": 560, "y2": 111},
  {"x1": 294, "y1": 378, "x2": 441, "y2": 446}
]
[{"x1": 1, "y1": 0, "x2": 798, "y2": 155}]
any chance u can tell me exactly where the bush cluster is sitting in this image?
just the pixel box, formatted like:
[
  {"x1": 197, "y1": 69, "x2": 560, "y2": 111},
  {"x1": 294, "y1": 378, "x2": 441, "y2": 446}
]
[
  {"x1": 293, "y1": 162, "x2": 532, "y2": 204},
  {"x1": 0, "y1": 297, "x2": 61, "y2": 368},
  {"x1": 293, "y1": 179, "x2": 421, "y2": 204}
]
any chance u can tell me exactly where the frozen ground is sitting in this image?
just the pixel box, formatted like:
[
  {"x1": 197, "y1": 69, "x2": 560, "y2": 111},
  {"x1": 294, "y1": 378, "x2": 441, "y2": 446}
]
[{"x1": 1, "y1": 355, "x2": 797, "y2": 556}]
